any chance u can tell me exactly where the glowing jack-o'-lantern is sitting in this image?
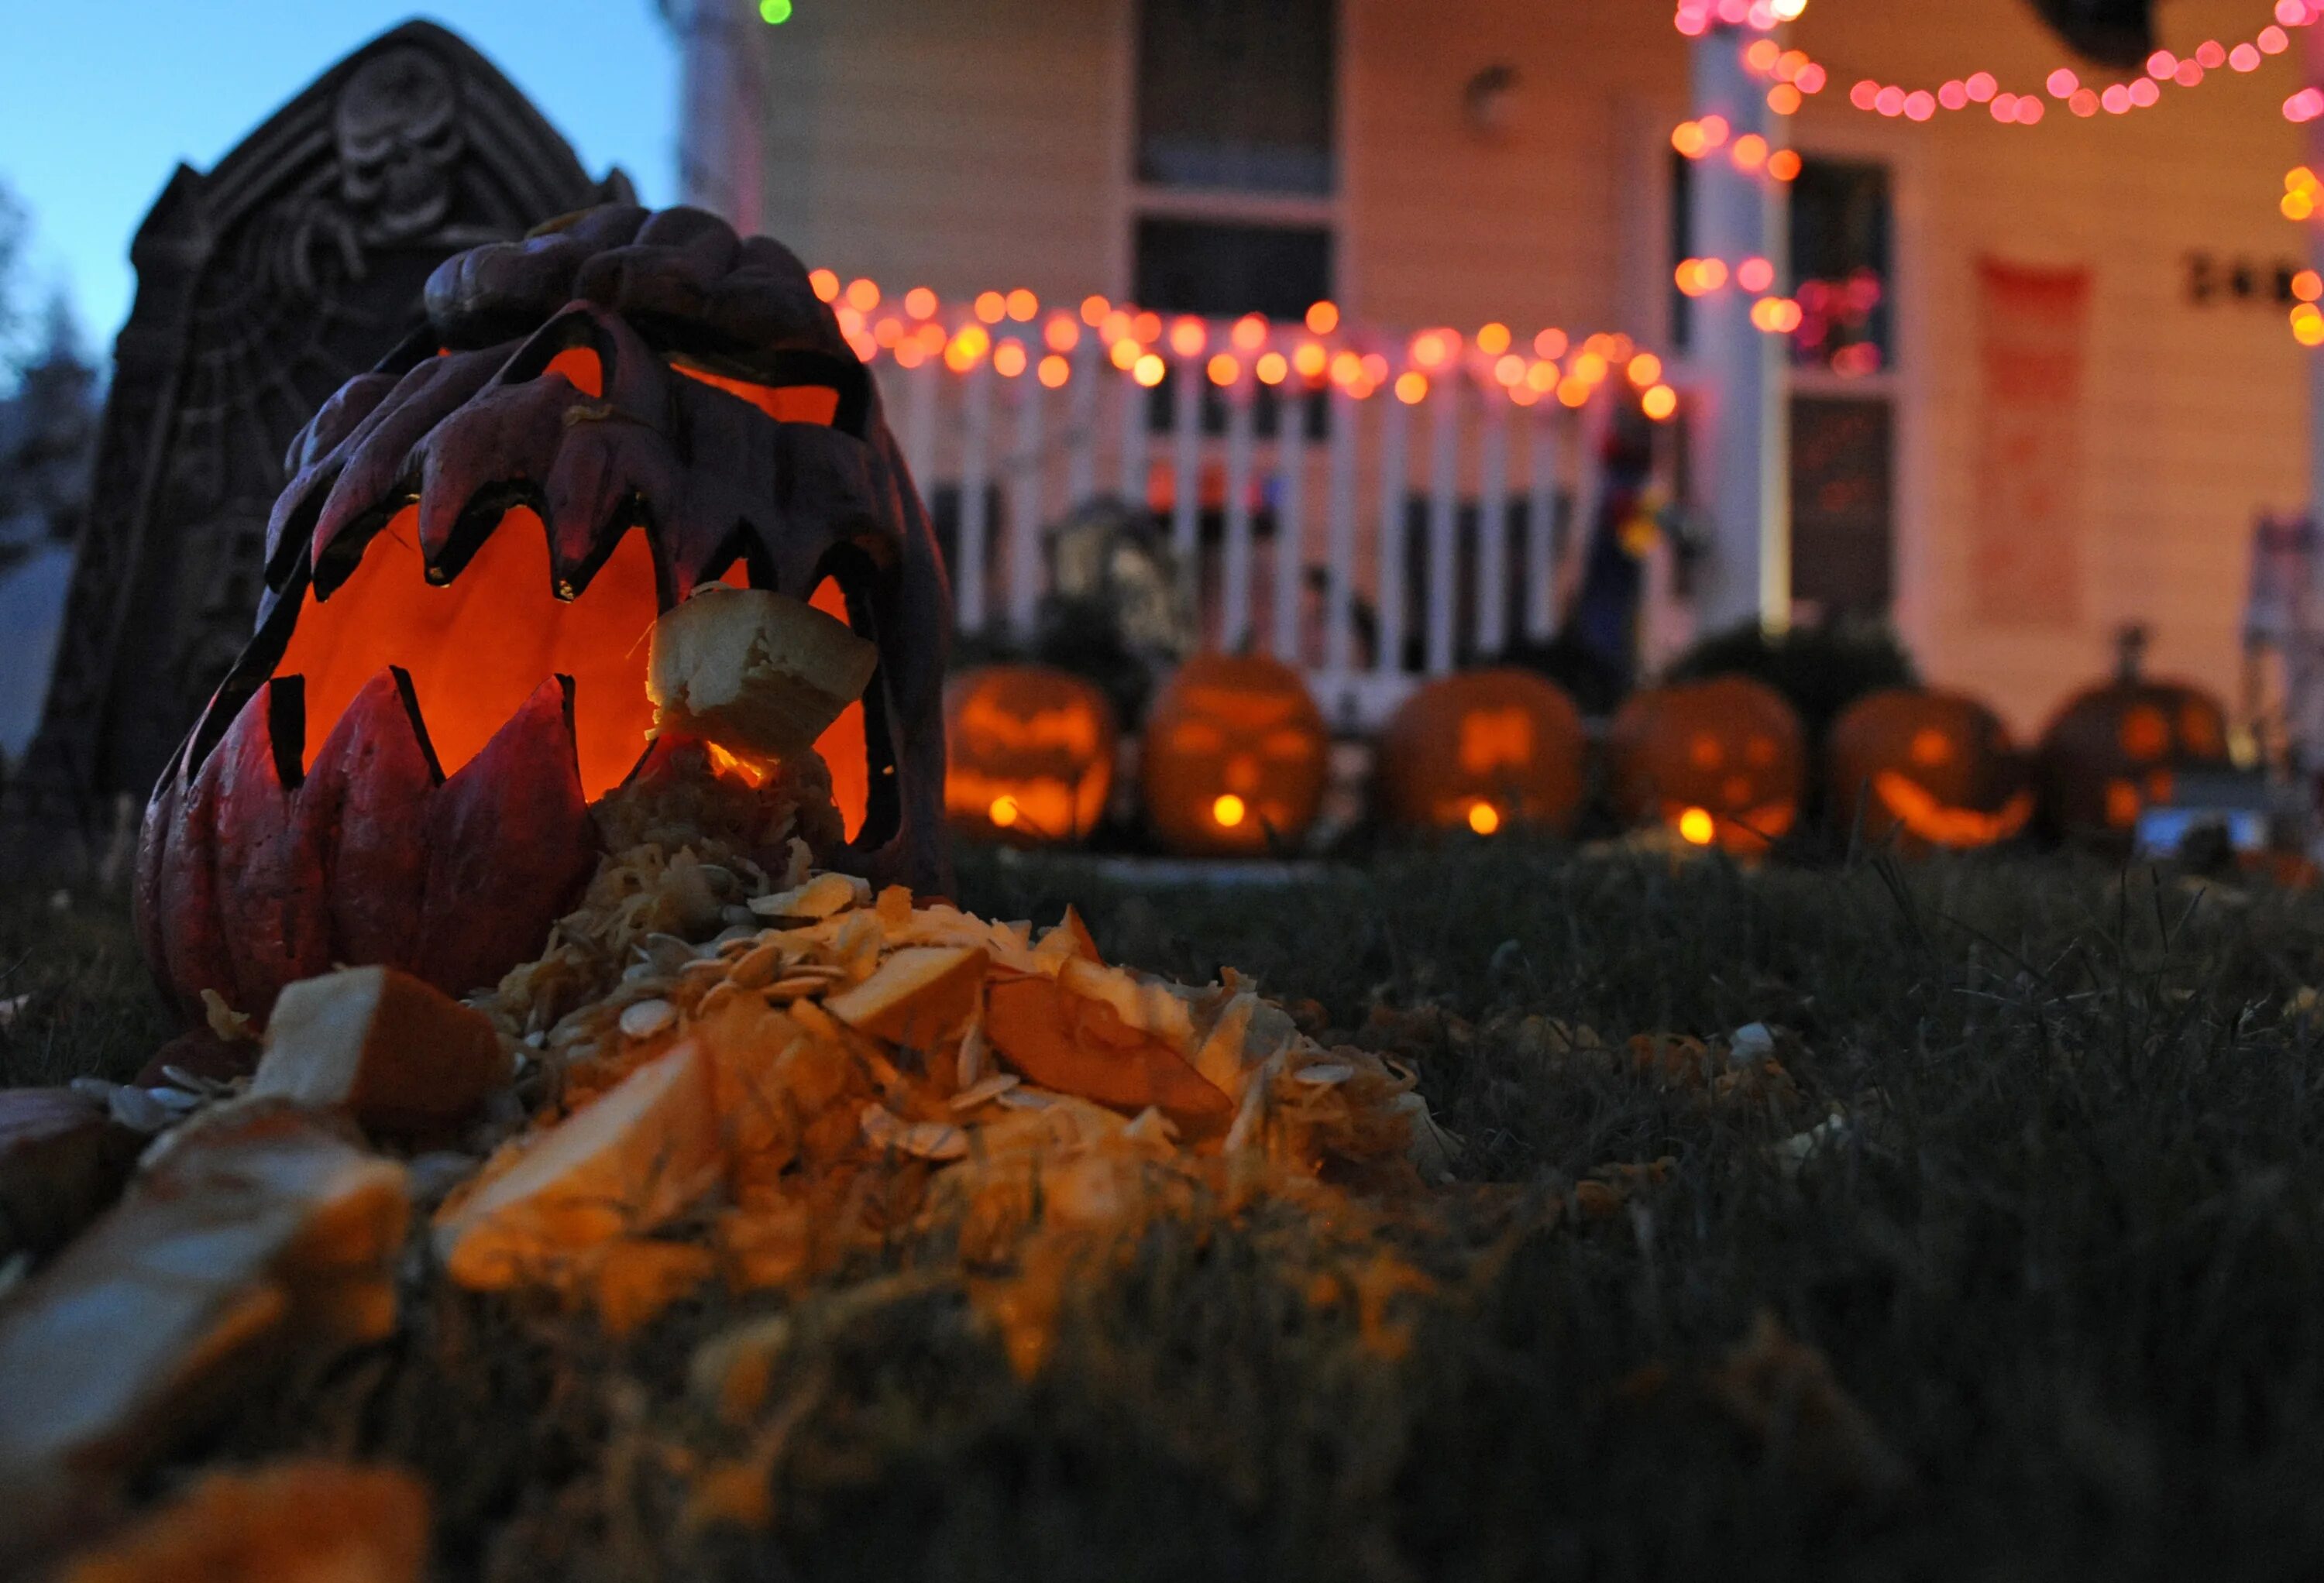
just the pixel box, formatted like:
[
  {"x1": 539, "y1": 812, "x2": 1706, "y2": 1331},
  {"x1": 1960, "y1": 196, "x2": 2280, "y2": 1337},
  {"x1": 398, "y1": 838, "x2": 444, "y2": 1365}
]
[
  {"x1": 1608, "y1": 675, "x2": 1804, "y2": 855},
  {"x1": 1828, "y1": 688, "x2": 2033, "y2": 851},
  {"x1": 1377, "y1": 668, "x2": 1587, "y2": 837},
  {"x1": 2037, "y1": 664, "x2": 2229, "y2": 842},
  {"x1": 135, "y1": 205, "x2": 951, "y2": 1020},
  {"x1": 1140, "y1": 654, "x2": 1329, "y2": 856},
  {"x1": 944, "y1": 664, "x2": 1119, "y2": 844}
]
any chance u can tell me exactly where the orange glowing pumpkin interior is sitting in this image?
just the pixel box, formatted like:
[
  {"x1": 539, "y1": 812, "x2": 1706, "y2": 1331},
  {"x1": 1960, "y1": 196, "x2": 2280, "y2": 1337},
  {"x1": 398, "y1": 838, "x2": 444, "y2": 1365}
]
[{"x1": 275, "y1": 513, "x2": 871, "y2": 836}]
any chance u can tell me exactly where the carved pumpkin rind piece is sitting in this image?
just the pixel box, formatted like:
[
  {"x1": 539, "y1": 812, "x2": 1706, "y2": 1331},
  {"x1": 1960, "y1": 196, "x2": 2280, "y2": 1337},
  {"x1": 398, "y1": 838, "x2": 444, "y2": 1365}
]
[
  {"x1": 1377, "y1": 668, "x2": 1587, "y2": 836},
  {"x1": 1607, "y1": 675, "x2": 1805, "y2": 856},
  {"x1": 1828, "y1": 687, "x2": 2032, "y2": 853},
  {"x1": 1140, "y1": 654, "x2": 1329, "y2": 857},
  {"x1": 944, "y1": 664, "x2": 1120, "y2": 846},
  {"x1": 141, "y1": 204, "x2": 954, "y2": 1024}
]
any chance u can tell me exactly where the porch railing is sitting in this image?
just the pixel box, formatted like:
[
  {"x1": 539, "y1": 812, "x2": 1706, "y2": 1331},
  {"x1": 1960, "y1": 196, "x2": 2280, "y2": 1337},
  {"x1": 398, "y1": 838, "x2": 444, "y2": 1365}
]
[{"x1": 856, "y1": 299, "x2": 1684, "y2": 727}]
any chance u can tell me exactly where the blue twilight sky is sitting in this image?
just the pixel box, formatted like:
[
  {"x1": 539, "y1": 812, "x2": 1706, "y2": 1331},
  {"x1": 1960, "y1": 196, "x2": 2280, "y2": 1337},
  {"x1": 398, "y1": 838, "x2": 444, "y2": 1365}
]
[{"x1": 0, "y1": 1, "x2": 680, "y2": 355}]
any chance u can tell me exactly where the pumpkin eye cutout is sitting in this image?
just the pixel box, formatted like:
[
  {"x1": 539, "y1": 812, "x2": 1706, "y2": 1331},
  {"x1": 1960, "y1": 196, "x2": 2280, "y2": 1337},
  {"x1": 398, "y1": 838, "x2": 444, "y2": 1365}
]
[
  {"x1": 1457, "y1": 709, "x2": 1535, "y2": 775},
  {"x1": 1744, "y1": 734, "x2": 1779, "y2": 769},
  {"x1": 539, "y1": 345, "x2": 603, "y2": 397},
  {"x1": 1688, "y1": 733, "x2": 1724, "y2": 771},
  {"x1": 1261, "y1": 728, "x2": 1318, "y2": 762},
  {"x1": 672, "y1": 360, "x2": 839, "y2": 425},
  {"x1": 2119, "y1": 705, "x2": 2171, "y2": 761}
]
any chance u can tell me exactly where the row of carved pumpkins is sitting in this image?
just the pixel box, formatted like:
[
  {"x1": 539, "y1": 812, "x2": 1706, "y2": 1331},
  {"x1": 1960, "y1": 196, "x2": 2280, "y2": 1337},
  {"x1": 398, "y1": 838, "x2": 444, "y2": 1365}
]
[{"x1": 943, "y1": 657, "x2": 2233, "y2": 857}]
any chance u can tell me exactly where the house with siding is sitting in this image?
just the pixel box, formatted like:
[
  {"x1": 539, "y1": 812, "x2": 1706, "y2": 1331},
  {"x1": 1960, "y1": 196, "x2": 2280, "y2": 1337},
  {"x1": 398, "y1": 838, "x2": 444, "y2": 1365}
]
[{"x1": 665, "y1": 0, "x2": 2319, "y2": 738}]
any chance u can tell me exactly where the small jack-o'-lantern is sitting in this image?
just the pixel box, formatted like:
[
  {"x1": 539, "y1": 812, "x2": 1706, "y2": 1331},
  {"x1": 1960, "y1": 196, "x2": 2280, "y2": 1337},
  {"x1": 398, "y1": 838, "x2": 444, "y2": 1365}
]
[
  {"x1": 136, "y1": 205, "x2": 951, "y2": 1021},
  {"x1": 1608, "y1": 675, "x2": 1804, "y2": 854},
  {"x1": 944, "y1": 664, "x2": 1118, "y2": 844},
  {"x1": 1827, "y1": 688, "x2": 2033, "y2": 852},
  {"x1": 1141, "y1": 654, "x2": 1328, "y2": 856},
  {"x1": 1377, "y1": 668, "x2": 1587, "y2": 837},
  {"x1": 2039, "y1": 665, "x2": 2229, "y2": 841}
]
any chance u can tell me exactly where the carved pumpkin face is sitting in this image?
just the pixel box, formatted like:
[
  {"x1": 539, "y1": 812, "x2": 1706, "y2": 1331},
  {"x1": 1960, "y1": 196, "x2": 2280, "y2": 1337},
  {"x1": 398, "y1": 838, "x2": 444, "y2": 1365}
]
[
  {"x1": 944, "y1": 664, "x2": 1118, "y2": 844},
  {"x1": 1140, "y1": 654, "x2": 1329, "y2": 856},
  {"x1": 135, "y1": 205, "x2": 950, "y2": 1019},
  {"x1": 1828, "y1": 688, "x2": 2033, "y2": 852},
  {"x1": 1378, "y1": 668, "x2": 1587, "y2": 837},
  {"x1": 1608, "y1": 675, "x2": 1804, "y2": 855},
  {"x1": 2038, "y1": 675, "x2": 2229, "y2": 840}
]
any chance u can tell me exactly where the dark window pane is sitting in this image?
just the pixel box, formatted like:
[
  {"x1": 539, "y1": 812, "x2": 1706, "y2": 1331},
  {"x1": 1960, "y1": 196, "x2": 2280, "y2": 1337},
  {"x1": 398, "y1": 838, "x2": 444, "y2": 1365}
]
[
  {"x1": 1136, "y1": 0, "x2": 1336, "y2": 195},
  {"x1": 1789, "y1": 394, "x2": 1893, "y2": 618},
  {"x1": 1133, "y1": 217, "x2": 1332, "y2": 321},
  {"x1": 1789, "y1": 157, "x2": 1891, "y2": 375},
  {"x1": 1669, "y1": 150, "x2": 1696, "y2": 354}
]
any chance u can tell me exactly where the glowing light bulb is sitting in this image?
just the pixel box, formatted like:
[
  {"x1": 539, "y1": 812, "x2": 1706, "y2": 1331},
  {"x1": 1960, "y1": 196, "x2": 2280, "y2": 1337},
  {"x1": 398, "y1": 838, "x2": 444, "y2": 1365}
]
[
  {"x1": 1038, "y1": 353, "x2": 1070, "y2": 387},
  {"x1": 1642, "y1": 383, "x2": 1679, "y2": 421},
  {"x1": 1394, "y1": 371, "x2": 1429, "y2": 404},
  {"x1": 1212, "y1": 794, "x2": 1247, "y2": 828},
  {"x1": 1678, "y1": 807, "x2": 1717, "y2": 846},
  {"x1": 990, "y1": 795, "x2": 1019, "y2": 827},
  {"x1": 809, "y1": 268, "x2": 840, "y2": 302},
  {"x1": 1467, "y1": 802, "x2": 1502, "y2": 836},
  {"x1": 1207, "y1": 352, "x2": 1240, "y2": 386},
  {"x1": 902, "y1": 287, "x2": 937, "y2": 319},
  {"x1": 1306, "y1": 300, "x2": 1340, "y2": 335},
  {"x1": 1133, "y1": 353, "x2": 1167, "y2": 387}
]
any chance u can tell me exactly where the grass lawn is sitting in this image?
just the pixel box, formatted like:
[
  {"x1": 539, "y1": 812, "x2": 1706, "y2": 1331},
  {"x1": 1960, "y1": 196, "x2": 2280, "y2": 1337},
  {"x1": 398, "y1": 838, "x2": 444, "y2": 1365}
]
[{"x1": 10, "y1": 844, "x2": 2324, "y2": 1580}]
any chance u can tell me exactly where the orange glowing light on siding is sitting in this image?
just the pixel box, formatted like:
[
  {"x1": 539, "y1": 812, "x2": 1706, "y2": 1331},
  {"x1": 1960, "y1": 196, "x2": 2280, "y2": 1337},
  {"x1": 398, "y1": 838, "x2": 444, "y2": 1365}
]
[{"x1": 1305, "y1": 300, "x2": 1340, "y2": 334}]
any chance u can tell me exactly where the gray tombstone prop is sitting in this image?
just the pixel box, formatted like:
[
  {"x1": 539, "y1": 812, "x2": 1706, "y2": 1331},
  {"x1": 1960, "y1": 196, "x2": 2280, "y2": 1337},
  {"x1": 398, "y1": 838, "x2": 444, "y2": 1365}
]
[{"x1": 6, "y1": 20, "x2": 630, "y2": 867}]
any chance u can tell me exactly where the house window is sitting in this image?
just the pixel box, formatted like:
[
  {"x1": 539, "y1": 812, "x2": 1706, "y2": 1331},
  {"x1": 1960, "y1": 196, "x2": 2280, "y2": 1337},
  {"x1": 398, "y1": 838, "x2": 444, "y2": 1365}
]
[
  {"x1": 1133, "y1": 217, "x2": 1332, "y2": 321},
  {"x1": 1788, "y1": 158, "x2": 1890, "y2": 377},
  {"x1": 1136, "y1": 0, "x2": 1336, "y2": 197},
  {"x1": 1789, "y1": 395, "x2": 1893, "y2": 620},
  {"x1": 1666, "y1": 152, "x2": 1892, "y2": 376},
  {"x1": 1132, "y1": 0, "x2": 1337, "y2": 321}
]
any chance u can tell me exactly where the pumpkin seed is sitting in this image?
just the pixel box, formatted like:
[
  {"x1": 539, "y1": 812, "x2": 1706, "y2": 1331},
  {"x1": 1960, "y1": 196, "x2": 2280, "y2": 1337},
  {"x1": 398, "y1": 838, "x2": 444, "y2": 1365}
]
[
  {"x1": 949, "y1": 1073, "x2": 1020, "y2": 1111},
  {"x1": 620, "y1": 999, "x2": 678, "y2": 1040}
]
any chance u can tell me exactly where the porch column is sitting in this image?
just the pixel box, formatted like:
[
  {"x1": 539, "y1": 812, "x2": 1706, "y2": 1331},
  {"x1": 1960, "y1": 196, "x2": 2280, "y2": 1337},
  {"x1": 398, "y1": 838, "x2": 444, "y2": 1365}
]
[
  {"x1": 2310, "y1": 24, "x2": 2324, "y2": 521},
  {"x1": 1688, "y1": 23, "x2": 1791, "y2": 635}
]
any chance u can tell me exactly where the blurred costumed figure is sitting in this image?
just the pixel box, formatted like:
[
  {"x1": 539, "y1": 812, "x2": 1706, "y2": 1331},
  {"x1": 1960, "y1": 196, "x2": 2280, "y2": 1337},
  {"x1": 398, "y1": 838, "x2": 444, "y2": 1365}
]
[{"x1": 1565, "y1": 409, "x2": 1677, "y2": 693}]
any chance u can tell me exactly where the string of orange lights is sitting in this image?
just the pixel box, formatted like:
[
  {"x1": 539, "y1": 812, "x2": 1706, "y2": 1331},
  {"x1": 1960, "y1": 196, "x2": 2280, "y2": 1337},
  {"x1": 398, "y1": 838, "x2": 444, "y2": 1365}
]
[
  {"x1": 803, "y1": 270, "x2": 1684, "y2": 420},
  {"x1": 1679, "y1": 0, "x2": 2315, "y2": 125}
]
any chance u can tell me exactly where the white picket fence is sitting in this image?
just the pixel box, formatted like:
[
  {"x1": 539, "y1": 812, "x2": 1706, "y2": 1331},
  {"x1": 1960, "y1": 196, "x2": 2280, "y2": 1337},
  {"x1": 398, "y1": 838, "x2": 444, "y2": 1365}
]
[{"x1": 874, "y1": 311, "x2": 1678, "y2": 728}]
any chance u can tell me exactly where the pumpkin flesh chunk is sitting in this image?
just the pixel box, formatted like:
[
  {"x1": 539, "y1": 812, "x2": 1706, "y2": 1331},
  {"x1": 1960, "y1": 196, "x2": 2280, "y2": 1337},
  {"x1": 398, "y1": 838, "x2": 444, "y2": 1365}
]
[
  {"x1": 647, "y1": 585, "x2": 878, "y2": 765},
  {"x1": 435, "y1": 1040, "x2": 721, "y2": 1290}
]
